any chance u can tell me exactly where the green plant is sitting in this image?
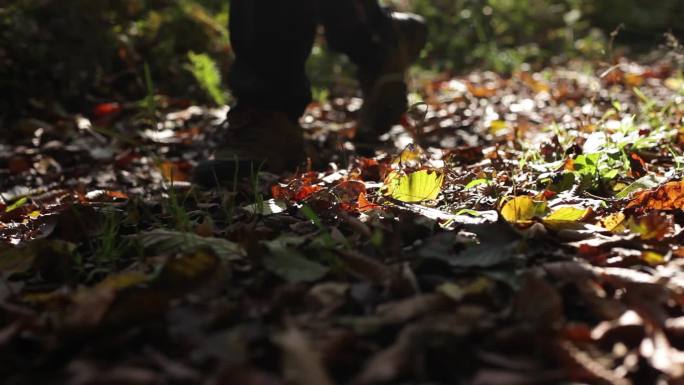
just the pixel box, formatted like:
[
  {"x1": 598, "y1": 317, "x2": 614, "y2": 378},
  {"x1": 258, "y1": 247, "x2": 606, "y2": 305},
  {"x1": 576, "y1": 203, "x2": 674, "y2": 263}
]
[
  {"x1": 249, "y1": 161, "x2": 267, "y2": 217},
  {"x1": 162, "y1": 179, "x2": 192, "y2": 232},
  {"x1": 142, "y1": 62, "x2": 158, "y2": 124},
  {"x1": 94, "y1": 208, "x2": 126, "y2": 266},
  {"x1": 186, "y1": 51, "x2": 227, "y2": 105}
]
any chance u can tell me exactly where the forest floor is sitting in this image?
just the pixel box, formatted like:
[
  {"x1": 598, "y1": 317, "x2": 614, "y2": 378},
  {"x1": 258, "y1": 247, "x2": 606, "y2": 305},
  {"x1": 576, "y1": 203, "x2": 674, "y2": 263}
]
[{"x1": 3, "y1": 58, "x2": 684, "y2": 385}]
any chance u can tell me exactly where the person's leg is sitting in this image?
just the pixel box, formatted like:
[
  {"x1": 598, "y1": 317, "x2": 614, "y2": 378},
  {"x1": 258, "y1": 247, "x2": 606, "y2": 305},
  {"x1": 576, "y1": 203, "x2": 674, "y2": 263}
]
[
  {"x1": 194, "y1": 0, "x2": 316, "y2": 187},
  {"x1": 319, "y1": 1, "x2": 427, "y2": 143},
  {"x1": 228, "y1": 0, "x2": 317, "y2": 122},
  {"x1": 318, "y1": 0, "x2": 385, "y2": 70}
]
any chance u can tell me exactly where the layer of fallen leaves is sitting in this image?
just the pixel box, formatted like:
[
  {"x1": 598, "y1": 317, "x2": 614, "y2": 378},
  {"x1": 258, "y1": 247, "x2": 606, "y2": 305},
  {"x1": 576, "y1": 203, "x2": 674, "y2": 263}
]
[{"x1": 2, "y1": 57, "x2": 684, "y2": 384}]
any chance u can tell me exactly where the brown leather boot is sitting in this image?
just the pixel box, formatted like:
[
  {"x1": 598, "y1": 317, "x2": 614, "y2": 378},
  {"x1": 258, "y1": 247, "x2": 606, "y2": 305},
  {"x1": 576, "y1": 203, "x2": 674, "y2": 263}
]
[
  {"x1": 356, "y1": 11, "x2": 427, "y2": 147},
  {"x1": 193, "y1": 106, "x2": 304, "y2": 187}
]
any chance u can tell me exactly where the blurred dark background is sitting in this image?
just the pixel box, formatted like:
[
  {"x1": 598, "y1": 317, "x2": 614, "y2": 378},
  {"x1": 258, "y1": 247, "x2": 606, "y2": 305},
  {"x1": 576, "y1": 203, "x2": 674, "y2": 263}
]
[{"x1": 1, "y1": 0, "x2": 683, "y2": 120}]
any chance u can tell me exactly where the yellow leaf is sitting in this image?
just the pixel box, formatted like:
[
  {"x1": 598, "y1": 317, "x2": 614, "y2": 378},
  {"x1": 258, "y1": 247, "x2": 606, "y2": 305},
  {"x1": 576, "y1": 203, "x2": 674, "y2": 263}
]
[
  {"x1": 544, "y1": 206, "x2": 591, "y2": 222},
  {"x1": 642, "y1": 251, "x2": 665, "y2": 265},
  {"x1": 665, "y1": 77, "x2": 684, "y2": 91},
  {"x1": 624, "y1": 73, "x2": 644, "y2": 87},
  {"x1": 598, "y1": 212, "x2": 626, "y2": 232},
  {"x1": 385, "y1": 169, "x2": 444, "y2": 203},
  {"x1": 501, "y1": 196, "x2": 547, "y2": 223},
  {"x1": 489, "y1": 120, "x2": 508, "y2": 134},
  {"x1": 94, "y1": 272, "x2": 151, "y2": 291},
  {"x1": 392, "y1": 143, "x2": 424, "y2": 166}
]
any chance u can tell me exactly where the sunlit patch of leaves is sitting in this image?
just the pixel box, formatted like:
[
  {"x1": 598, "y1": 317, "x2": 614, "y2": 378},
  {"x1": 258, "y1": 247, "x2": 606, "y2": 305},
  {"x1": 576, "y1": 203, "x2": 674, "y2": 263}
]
[{"x1": 4, "y1": 58, "x2": 684, "y2": 384}]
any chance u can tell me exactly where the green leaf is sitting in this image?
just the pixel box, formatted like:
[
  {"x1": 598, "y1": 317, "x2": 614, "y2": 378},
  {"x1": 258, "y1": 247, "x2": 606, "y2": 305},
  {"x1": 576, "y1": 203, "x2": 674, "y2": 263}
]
[
  {"x1": 573, "y1": 153, "x2": 600, "y2": 176},
  {"x1": 616, "y1": 174, "x2": 667, "y2": 199},
  {"x1": 5, "y1": 197, "x2": 28, "y2": 213},
  {"x1": 386, "y1": 170, "x2": 444, "y2": 203},
  {"x1": 263, "y1": 251, "x2": 328, "y2": 283},
  {"x1": 464, "y1": 178, "x2": 491, "y2": 189},
  {"x1": 186, "y1": 51, "x2": 226, "y2": 105},
  {"x1": 454, "y1": 208, "x2": 483, "y2": 216},
  {"x1": 135, "y1": 229, "x2": 244, "y2": 261}
]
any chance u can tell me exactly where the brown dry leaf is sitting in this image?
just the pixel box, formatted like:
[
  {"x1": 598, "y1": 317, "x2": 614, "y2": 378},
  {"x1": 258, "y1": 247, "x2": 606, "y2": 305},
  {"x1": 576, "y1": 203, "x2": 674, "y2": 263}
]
[
  {"x1": 626, "y1": 181, "x2": 684, "y2": 211},
  {"x1": 357, "y1": 192, "x2": 380, "y2": 212},
  {"x1": 554, "y1": 340, "x2": 632, "y2": 385},
  {"x1": 62, "y1": 271, "x2": 151, "y2": 329},
  {"x1": 61, "y1": 250, "x2": 219, "y2": 330},
  {"x1": 514, "y1": 273, "x2": 564, "y2": 327},
  {"x1": 277, "y1": 326, "x2": 336, "y2": 385},
  {"x1": 337, "y1": 249, "x2": 406, "y2": 293},
  {"x1": 159, "y1": 160, "x2": 191, "y2": 182},
  {"x1": 353, "y1": 325, "x2": 417, "y2": 385},
  {"x1": 628, "y1": 152, "x2": 647, "y2": 178},
  {"x1": 627, "y1": 212, "x2": 674, "y2": 241},
  {"x1": 468, "y1": 84, "x2": 497, "y2": 98},
  {"x1": 155, "y1": 248, "x2": 221, "y2": 292},
  {"x1": 598, "y1": 212, "x2": 626, "y2": 232},
  {"x1": 375, "y1": 293, "x2": 454, "y2": 325}
]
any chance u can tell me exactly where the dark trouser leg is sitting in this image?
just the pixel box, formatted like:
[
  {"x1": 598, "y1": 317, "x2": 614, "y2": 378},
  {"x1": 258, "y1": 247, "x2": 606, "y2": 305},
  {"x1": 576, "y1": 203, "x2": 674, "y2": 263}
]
[
  {"x1": 320, "y1": 0, "x2": 426, "y2": 140},
  {"x1": 228, "y1": 0, "x2": 316, "y2": 122},
  {"x1": 318, "y1": 0, "x2": 386, "y2": 71}
]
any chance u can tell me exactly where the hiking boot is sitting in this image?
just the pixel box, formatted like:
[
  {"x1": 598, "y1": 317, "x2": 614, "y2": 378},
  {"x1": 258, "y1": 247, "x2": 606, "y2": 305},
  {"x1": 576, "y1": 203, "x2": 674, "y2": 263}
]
[
  {"x1": 193, "y1": 106, "x2": 305, "y2": 187},
  {"x1": 355, "y1": 11, "x2": 427, "y2": 146}
]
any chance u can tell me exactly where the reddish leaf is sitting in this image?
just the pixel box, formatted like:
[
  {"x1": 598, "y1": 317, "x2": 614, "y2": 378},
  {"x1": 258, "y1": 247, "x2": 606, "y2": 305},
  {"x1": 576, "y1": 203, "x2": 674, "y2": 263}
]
[
  {"x1": 114, "y1": 150, "x2": 140, "y2": 168},
  {"x1": 626, "y1": 181, "x2": 684, "y2": 211},
  {"x1": 331, "y1": 181, "x2": 366, "y2": 202},
  {"x1": 628, "y1": 152, "x2": 647, "y2": 178},
  {"x1": 294, "y1": 185, "x2": 321, "y2": 201},
  {"x1": 627, "y1": 212, "x2": 674, "y2": 241},
  {"x1": 159, "y1": 161, "x2": 191, "y2": 182},
  {"x1": 271, "y1": 184, "x2": 290, "y2": 200},
  {"x1": 92, "y1": 102, "x2": 122, "y2": 118},
  {"x1": 358, "y1": 192, "x2": 380, "y2": 212},
  {"x1": 8, "y1": 156, "x2": 32, "y2": 175}
]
